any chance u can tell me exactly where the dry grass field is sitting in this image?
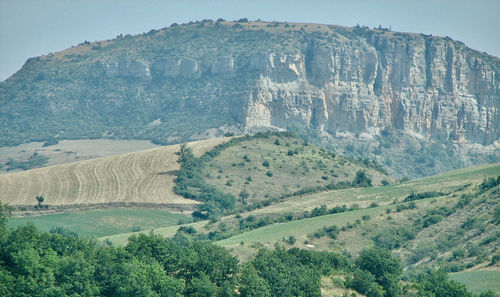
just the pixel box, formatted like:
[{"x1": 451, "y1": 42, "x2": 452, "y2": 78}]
[{"x1": 0, "y1": 138, "x2": 228, "y2": 207}]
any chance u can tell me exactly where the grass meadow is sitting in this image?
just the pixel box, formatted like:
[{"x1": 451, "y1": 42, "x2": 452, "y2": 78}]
[{"x1": 8, "y1": 208, "x2": 190, "y2": 238}]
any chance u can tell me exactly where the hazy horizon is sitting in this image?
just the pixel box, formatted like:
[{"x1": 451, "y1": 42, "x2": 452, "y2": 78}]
[{"x1": 1, "y1": 0, "x2": 499, "y2": 82}]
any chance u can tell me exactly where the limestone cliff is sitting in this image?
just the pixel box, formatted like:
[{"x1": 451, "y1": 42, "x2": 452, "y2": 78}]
[{"x1": 0, "y1": 21, "x2": 498, "y2": 177}]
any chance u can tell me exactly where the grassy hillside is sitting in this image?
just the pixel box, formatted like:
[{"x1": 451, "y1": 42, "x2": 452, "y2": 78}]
[
  {"x1": 0, "y1": 138, "x2": 227, "y2": 208},
  {"x1": 214, "y1": 164, "x2": 500, "y2": 267},
  {"x1": 102, "y1": 163, "x2": 499, "y2": 252},
  {"x1": 7, "y1": 208, "x2": 191, "y2": 238},
  {"x1": 450, "y1": 270, "x2": 500, "y2": 294},
  {"x1": 202, "y1": 133, "x2": 394, "y2": 206},
  {"x1": 94, "y1": 162, "x2": 500, "y2": 294}
]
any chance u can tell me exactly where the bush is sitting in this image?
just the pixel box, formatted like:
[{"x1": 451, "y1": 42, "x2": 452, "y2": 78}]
[
  {"x1": 352, "y1": 170, "x2": 372, "y2": 187},
  {"x1": 404, "y1": 191, "x2": 443, "y2": 202},
  {"x1": 347, "y1": 269, "x2": 384, "y2": 297},
  {"x1": 286, "y1": 235, "x2": 296, "y2": 245},
  {"x1": 266, "y1": 171, "x2": 273, "y2": 177},
  {"x1": 423, "y1": 215, "x2": 444, "y2": 227}
]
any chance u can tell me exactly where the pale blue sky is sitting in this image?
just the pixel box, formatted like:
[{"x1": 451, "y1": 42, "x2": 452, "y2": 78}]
[{"x1": 1, "y1": 0, "x2": 499, "y2": 82}]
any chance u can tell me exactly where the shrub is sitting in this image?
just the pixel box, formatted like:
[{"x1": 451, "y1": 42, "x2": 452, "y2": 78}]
[
  {"x1": 352, "y1": 170, "x2": 372, "y2": 187},
  {"x1": 286, "y1": 235, "x2": 296, "y2": 245},
  {"x1": 423, "y1": 215, "x2": 443, "y2": 228},
  {"x1": 404, "y1": 191, "x2": 443, "y2": 202},
  {"x1": 266, "y1": 170, "x2": 273, "y2": 177}
]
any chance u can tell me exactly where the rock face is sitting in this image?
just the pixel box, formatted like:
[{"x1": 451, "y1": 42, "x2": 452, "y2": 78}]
[
  {"x1": 241, "y1": 35, "x2": 498, "y2": 148},
  {"x1": 1, "y1": 21, "x2": 498, "y2": 177}
]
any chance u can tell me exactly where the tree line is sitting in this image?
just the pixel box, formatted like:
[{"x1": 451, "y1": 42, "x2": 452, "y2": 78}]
[{"x1": 1, "y1": 203, "x2": 494, "y2": 297}]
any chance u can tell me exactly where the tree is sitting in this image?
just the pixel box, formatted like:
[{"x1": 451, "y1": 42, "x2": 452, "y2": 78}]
[
  {"x1": 239, "y1": 189, "x2": 250, "y2": 204},
  {"x1": 417, "y1": 271, "x2": 472, "y2": 297},
  {"x1": 348, "y1": 269, "x2": 384, "y2": 297},
  {"x1": 35, "y1": 195, "x2": 45, "y2": 209},
  {"x1": 355, "y1": 247, "x2": 402, "y2": 297},
  {"x1": 0, "y1": 202, "x2": 12, "y2": 233},
  {"x1": 353, "y1": 170, "x2": 372, "y2": 187},
  {"x1": 239, "y1": 264, "x2": 271, "y2": 297}
]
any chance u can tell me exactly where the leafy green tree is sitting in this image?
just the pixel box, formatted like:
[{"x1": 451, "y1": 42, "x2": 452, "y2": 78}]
[
  {"x1": 251, "y1": 248, "x2": 321, "y2": 297},
  {"x1": 0, "y1": 202, "x2": 11, "y2": 240},
  {"x1": 355, "y1": 247, "x2": 402, "y2": 297},
  {"x1": 187, "y1": 272, "x2": 218, "y2": 297},
  {"x1": 239, "y1": 264, "x2": 271, "y2": 297},
  {"x1": 417, "y1": 271, "x2": 472, "y2": 297},
  {"x1": 353, "y1": 170, "x2": 372, "y2": 187},
  {"x1": 348, "y1": 269, "x2": 385, "y2": 297},
  {"x1": 109, "y1": 258, "x2": 184, "y2": 297}
]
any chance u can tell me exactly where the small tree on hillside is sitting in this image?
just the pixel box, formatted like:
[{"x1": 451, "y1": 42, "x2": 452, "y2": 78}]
[{"x1": 35, "y1": 195, "x2": 45, "y2": 209}]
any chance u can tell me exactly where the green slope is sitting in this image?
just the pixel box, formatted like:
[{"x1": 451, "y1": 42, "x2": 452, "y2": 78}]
[
  {"x1": 450, "y1": 270, "x2": 500, "y2": 294},
  {"x1": 8, "y1": 208, "x2": 191, "y2": 238}
]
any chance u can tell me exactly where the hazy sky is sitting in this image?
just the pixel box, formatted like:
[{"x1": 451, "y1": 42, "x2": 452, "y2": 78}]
[{"x1": 1, "y1": 0, "x2": 499, "y2": 82}]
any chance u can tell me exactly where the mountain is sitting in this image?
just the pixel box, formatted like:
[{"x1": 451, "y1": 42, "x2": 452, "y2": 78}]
[{"x1": 1, "y1": 20, "x2": 499, "y2": 178}]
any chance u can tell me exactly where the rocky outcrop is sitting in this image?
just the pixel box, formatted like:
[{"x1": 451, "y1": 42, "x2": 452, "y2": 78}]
[
  {"x1": 211, "y1": 57, "x2": 234, "y2": 74},
  {"x1": 104, "y1": 58, "x2": 150, "y2": 79},
  {"x1": 151, "y1": 57, "x2": 198, "y2": 79},
  {"x1": 240, "y1": 34, "x2": 499, "y2": 149}
]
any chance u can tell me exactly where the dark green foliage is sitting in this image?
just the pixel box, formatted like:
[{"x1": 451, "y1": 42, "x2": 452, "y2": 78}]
[
  {"x1": 328, "y1": 204, "x2": 349, "y2": 214},
  {"x1": 174, "y1": 143, "x2": 236, "y2": 218},
  {"x1": 239, "y1": 189, "x2": 250, "y2": 203},
  {"x1": 352, "y1": 170, "x2": 372, "y2": 187},
  {"x1": 373, "y1": 226, "x2": 418, "y2": 250},
  {"x1": 262, "y1": 160, "x2": 270, "y2": 168},
  {"x1": 423, "y1": 214, "x2": 444, "y2": 227},
  {"x1": 285, "y1": 235, "x2": 296, "y2": 245},
  {"x1": 0, "y1": 222, "x2": 248, "y2": 296},
  {"x1": 494, "y1": 205, "x2": 500, "y2": 224},
  {"x1": 250, "y1": 247, "x2": 347, "y2": 296},
  {"x1": 239, "y1": 264, "x2": 271, "y2": 297},
  {"x1": 347, "y1": 269, "x2": 385, "y2": 297},
  {"x1": 0, "y1": 207, "x2": 484, "y2": 297},
  {"x1": 479, "y1": 176, "x2": 500, "y2": 192},
  {"x1": 49, "y1": 226, "x2": 79, "y2": 238},
  {"x1": 177, "y1": 226, "x2": 197, "y2": 235},
  {"x1": 355, "y1": 247, "x2": 402, "y2": 297},
  {"x1": 5, "y1": 154, "x2": 49, "y2": 171},
  {"x1": 308, "y1": 225, "x2": 340, "y2": 240},
  {"x1": 403, "y1": 191, "x2": 444, "y2": 202},
  {"x1": 265, "y1": 170, "x2": 273, "y2": 177},
  {"x1": 416, "y1": 271, "x2": 472, "y2": 297},
  {"x1": 311, "y1": 204, "x2": 328, "y2": 217},
  {"x1": 491, "y1": 252, "x2": 500, "y2": 265}
]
